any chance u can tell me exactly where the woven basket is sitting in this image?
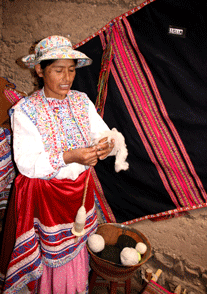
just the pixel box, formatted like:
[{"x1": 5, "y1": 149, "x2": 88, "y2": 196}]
[{"x1": 87, "y1": 223, "x2": 151, "y2": 281}]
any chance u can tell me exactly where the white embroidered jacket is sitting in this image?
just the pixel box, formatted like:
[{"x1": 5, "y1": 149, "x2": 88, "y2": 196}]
[{"x1": 11, "y1": 89, "x2": 111, "y2": 180}]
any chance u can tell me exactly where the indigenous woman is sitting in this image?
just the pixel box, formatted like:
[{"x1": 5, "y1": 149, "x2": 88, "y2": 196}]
[{"x1": 0, "y1": 35, "x2": 115, "y2": 294}]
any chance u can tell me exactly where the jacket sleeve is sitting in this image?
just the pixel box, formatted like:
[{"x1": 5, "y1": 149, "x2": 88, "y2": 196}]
[{"x1": 88, "y1": 99, "x2": 110, "y2": 140}]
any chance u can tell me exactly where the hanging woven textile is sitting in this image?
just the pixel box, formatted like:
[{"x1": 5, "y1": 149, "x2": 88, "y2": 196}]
[
  {"x1": 72, "y1": 0, "x2": 207, "y2": 223},
  {"x1": 0, "y1": 77, "x2": 25, "y2": 223}
]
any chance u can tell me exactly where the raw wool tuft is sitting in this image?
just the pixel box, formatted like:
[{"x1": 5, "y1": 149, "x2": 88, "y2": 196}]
[{"x1": 93, "y1": 127, "x2": 129, "y2": 172}]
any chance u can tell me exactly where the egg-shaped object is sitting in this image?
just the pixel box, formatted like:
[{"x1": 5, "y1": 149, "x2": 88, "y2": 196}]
[
  {"x1": 87, "y1": 234, "x2": 105, "y2": 253},
  {"x1": 135, "y1": 242, "x2": 147, "y2": 255},
  {"x1": 120, "y1": 247, "x2": 139, "y2": 266}
]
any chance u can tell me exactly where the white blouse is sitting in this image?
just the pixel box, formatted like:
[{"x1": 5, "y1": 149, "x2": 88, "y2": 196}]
[{"x1": 11, "y1": 96, "x2": 110, "y2": 181}]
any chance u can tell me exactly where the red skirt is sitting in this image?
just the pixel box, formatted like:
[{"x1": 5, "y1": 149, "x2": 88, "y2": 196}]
[{"x1": 0, "y1": 170, "x2": 98, "y2": 293}]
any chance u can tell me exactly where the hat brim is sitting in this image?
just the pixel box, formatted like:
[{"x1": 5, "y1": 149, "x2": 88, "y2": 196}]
[{"x1": 22, "y1": 47, "x2": 92, "y2": 69}]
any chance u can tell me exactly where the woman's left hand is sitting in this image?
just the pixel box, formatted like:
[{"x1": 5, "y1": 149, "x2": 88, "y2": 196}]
[{"x1": 96, "y1": 137, "x2": 115, "y2": 160}]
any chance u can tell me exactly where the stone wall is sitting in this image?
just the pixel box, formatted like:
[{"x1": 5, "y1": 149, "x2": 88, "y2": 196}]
[{"x1": 1, "y1": 1, "x2": 207, "y2": 293}]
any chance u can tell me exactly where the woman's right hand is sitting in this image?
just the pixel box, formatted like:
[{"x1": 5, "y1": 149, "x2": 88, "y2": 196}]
[{"x1": 63, "y1": 146, "x2": 98, "y2": 166}]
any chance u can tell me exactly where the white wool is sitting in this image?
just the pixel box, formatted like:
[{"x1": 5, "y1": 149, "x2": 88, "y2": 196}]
[
  {"x1": 93, "y1": 128, "x2": 129, "y2": 172},
  {"x1": 73, "y1": 206, "x2": 86, "y2": 233},
  {"x1": 120, "y1": 247, "x2": 139, "y2": 266},
  {"x1": 135, "y1": 242, "x2": 147, "y2": 255},
  {"x1": 87, "y1": 234, "x2": 105, "y2": 253},
  {"x1": 75, "y1": 206, "x2": 86, "y2": 223},
  {"x1": 72, "y1": 206, "x2": 86, "y2": 236}
]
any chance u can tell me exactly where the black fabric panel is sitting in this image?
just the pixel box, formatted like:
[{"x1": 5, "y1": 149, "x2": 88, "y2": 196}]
[
  {"x1": 72, "y1": 36, "x2": 103, "y2": 101},
  {"x1": 73, "y1": 0, "x2": 207, "y2": 222},
  {"x1": 127, "y1": 0, "x2": 207, "y2": 189}
]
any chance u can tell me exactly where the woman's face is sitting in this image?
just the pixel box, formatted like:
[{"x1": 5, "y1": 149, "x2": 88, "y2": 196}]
[{"x1": 35, "y1": 59, "x2": 76, "y2": 100}]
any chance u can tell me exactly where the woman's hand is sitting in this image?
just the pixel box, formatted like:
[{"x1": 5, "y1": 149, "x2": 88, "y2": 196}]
[
  {"x1": 63, "y1": 137, "x2": 115, "y2": 166},
  {"x1": 96, "y1": 137, "x2": 115, "y2": 160},
  {"x1": 63, "y1": 146, "x2": 99, "y2": 166}
]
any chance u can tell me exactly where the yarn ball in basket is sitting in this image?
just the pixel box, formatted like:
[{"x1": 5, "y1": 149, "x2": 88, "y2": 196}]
[
  {"x1": 120, "y1": 247, "x2": 140, "y2": 266},
  {"x1": 99, "y1": 245, "x2": 121, "y2": 264},
  {"x1": 87, "y1": 234, "x2": 105, "y2": 253},
  {"x1": 135, "y1": 242, "x2": 147, "y2": 255},
  {"x1": 116, "y1": 234, "x2": 137, "y2": 250}
]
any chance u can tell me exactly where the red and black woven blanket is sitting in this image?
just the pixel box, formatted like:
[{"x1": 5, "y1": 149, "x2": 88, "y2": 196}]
[{"x1": 72, "y1": 0, "x2": 207, "y2": 223}]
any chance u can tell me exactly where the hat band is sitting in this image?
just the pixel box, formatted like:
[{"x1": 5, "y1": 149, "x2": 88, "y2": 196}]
[{"x1": 35, "y1": 45, "x2": 72, "y2": 59}]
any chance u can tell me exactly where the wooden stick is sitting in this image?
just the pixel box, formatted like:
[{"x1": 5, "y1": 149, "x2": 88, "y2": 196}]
[
  {"x1": 145, "y1": 268, "x2": 153, "y2": 282},
  {"x1": 82, "y1": 168, "x2": 91, "y2": 206},
  {"x1": 151, "y1": 269, "x2": 162, "y2": 282},
  {"x1": 174, "y1": 285, "x2": 182, "y2": 294}
]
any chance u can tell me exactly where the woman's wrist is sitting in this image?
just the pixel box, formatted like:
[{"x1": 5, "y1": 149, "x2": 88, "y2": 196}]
[{"x1": 63, "y1": 149, "x2": 75, "y2": 164}]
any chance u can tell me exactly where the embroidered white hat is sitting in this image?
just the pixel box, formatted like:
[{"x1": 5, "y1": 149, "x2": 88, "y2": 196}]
[{"x1": 22, "y1": 35, "x2": 92, "y2": 69}]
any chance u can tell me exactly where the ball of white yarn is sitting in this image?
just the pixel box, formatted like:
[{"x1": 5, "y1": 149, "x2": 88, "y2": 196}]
[
  {"x1": 135, "y1": 242, "x2": 147, "y2": 255},
  {"x1": 87, "y1": 234, "x2": 105, "y2": 253},
  {"x1": 120, "y1": 247, "x2": 139, "y2": 266}
]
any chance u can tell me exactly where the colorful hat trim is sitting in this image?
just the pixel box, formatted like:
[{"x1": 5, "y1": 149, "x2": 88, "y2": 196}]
[{"x1": 22, "y1": 35, "x2": 92, "y2": 69}]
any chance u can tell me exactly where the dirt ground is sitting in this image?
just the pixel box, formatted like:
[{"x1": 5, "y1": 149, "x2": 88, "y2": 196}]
[{"x1": 88, "y1": 206, "x2": 207, "y2": 293}]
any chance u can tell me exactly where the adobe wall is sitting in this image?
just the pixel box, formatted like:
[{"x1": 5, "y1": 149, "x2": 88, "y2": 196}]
[
  {"x1": 0, "y1": 0, "x2": 143, "y2": 94},
  {"x1": 1, "y1": 1, "x2": 207, "y2": 293}
]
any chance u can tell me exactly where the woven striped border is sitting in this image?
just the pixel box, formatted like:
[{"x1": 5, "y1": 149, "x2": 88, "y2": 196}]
[
  {"x1": 123, "y1": 203, "x2": 207, "y2": 225},
  {"x1": 108, "y1": 19, "x2": 207, "y2": 207}
]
